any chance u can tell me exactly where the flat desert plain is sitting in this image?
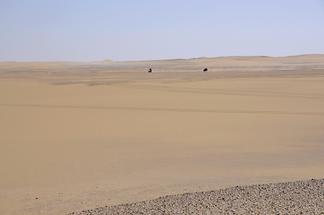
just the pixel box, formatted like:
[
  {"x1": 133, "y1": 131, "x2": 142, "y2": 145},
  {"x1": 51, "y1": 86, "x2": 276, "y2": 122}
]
[{"x1": 0, "y1": 55, "x2": 324, "y2": 214}]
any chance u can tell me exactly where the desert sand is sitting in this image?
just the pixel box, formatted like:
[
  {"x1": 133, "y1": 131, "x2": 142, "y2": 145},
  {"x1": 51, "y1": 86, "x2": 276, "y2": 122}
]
[{"x1": 0, "y1": 55, "x2": 324, "y2": 214}]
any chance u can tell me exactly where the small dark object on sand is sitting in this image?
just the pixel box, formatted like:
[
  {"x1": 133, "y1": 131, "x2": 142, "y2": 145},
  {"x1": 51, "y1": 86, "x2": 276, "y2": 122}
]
[
  {"x1": 203, "y1": 68, "x2": 208, "y2": 72},
  {"x1": 148, "y1": 68, "x2": 152, "y2": 73}
]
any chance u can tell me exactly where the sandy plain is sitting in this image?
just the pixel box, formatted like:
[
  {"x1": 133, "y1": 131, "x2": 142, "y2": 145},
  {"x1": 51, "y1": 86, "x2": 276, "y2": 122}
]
[{"x1": 0, "y1": 55, "x2": 324, "y2": 214}]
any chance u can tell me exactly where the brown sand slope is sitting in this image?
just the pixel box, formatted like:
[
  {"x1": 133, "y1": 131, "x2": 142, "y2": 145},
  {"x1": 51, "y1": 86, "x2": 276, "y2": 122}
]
[
  {"x1": 0, "y1": 55, "x2": 324, "y2": 214},
  {"x1": 71, "y1": 179, "x2": 324, "y2": 215}
]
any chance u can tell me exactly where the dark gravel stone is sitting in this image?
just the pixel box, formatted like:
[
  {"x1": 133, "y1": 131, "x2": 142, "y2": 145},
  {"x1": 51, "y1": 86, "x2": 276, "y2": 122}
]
[{"x1": 70, "y1": 179, "x2": 324, "y2": 215}]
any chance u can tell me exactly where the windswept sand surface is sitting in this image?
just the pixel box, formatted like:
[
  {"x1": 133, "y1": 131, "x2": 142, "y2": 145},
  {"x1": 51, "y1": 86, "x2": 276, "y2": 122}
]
[
  {"x1": 71, "y1": 179, "x2": 324, "y2": 215},
  {"x1": 0, "y1": 55, "x2": 324, "y2": 214}
]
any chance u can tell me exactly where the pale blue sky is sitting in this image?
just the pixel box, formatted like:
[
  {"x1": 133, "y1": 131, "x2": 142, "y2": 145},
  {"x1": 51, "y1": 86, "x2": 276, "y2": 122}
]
[{"x1": 1, "y1": 0, "x2": 324, "y2": 61}]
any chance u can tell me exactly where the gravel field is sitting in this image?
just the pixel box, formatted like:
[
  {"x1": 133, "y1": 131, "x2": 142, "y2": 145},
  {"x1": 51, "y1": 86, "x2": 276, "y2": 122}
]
[{"x1": 70, "y1": 179, "x2": 324, "y2": 215}]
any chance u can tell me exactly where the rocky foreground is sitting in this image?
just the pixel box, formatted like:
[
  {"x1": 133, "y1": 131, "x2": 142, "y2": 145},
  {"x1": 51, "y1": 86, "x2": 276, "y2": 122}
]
[{"x1": 70, "y1": 179, "x2": 324, "y2": 215}]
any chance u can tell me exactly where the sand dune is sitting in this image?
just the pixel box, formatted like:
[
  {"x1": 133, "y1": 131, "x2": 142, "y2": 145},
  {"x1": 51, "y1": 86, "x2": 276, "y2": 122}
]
[{"x1": 0, "y1": 55, "x2": 324, "y2": 214}]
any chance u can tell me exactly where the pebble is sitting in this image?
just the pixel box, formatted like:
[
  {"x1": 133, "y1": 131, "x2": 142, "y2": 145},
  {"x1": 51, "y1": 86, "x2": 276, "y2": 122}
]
[{"x1": 70, "y1": 179, "x2": 324, "y2": 215}]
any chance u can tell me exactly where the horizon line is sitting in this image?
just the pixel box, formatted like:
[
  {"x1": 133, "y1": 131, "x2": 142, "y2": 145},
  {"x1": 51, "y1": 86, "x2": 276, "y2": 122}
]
[{"x1": 1, "y1": 53, "x2": 324, "y2": 63}]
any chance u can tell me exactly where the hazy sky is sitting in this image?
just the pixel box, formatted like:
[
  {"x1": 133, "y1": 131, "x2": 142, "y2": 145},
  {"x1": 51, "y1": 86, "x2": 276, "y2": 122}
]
[{"x1": 1, "y1": 0, "x2": 324, "y2": 61}]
